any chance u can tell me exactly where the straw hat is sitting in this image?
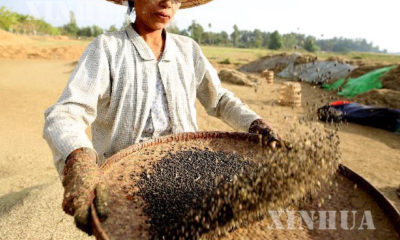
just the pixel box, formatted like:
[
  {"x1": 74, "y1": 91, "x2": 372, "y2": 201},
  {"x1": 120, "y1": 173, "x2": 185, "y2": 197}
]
[{"x1": 107, "y1": 0, "x2": 214, "y2": 9}]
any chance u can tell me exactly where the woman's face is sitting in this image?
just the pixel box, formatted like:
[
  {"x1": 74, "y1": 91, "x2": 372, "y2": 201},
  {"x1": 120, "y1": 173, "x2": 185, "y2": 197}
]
[{"x1": 134, "y1": 0, "x2": 181, "y2": 31}]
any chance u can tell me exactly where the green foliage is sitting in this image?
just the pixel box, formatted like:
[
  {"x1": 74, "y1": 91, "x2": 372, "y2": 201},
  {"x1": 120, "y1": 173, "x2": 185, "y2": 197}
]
[
  {"x1": 316, "y1": 37, "x2": 381, "y2": 53},
  {"x1": 91, "y1": 25, "x2": 103, "y2": 37},
  {"x1": 108, "y1": 25, "x2": 118, "y2": 33},
  {"x1": 0, "y1": 7, "x2": 388, "y2": 54},
  {"x1": 0, "y1": 6, "x2": 59, "y2": 35},
  {"x1": 0, "y1": 7, "x2": 18, "y2": 30},
  {"x1": 253, "y1": 29, "x2": 263, "y2": 48},
  {"x1": 231, "y1": 24, "x2": 240, "y2": 47},
  {"x1": 61, "y1": 11, "x2": 79, "y2": 36},
  {"x1": 304, "y1": 36, "x2": 320, "y2": 52},
  {"x1": 282, "y1": 33, "x2": 298, "y2": 49},
  {"x1": 269, "y1": 31, "x2": 282, "y2": 50},
  {"x1": 219, "y1": 58, "x2": 231, "y2": 64},
  {"x1": 172, "y1": 23, "x2": 384, "y2": 54},
  {"x1": 188, "y1": 20, "x2": 204, "y2": 43},
  {"x1": 60, "y1": 11, "x2": 103, "y2": 38},
  {"x1": 167, "y1": 23, "x2": 180, "y2": 34}
]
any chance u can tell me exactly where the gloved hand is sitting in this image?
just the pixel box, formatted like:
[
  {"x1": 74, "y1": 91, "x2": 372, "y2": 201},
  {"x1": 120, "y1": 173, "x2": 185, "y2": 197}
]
[
  {"x1": 249, "y1": 119, "x2": 283, "y2": 149},
  {"x1": 62, "y1": 147, "x2": 109, "y2": 235}
]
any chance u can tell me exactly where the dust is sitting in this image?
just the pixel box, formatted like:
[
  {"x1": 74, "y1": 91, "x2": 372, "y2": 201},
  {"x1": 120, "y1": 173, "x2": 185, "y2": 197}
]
[
  {"x1": 178, "y1": 124, "x2": 341, "y2": 239},
  {"x1": 95, "y1": 120, "x2": 341, "y2": 239}
]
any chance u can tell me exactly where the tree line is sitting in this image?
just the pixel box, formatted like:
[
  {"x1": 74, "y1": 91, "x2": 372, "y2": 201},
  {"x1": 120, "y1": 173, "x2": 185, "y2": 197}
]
[
  {"x1": 0, "y1": 7, "x2": 385, "y2": 53},
  {"x1": 168, "y1": 21, "x2": 385, "y2": 53},
  {"x1": 0, "y1": 8, "x2": 114, "y2": 38}
]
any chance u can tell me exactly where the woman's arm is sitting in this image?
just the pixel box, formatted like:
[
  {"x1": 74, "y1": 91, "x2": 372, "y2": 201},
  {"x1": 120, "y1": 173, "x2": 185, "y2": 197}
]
[
  {"x1": 194, "y1": 47, "x2": 283, "y2": 148},
  {"x1": 195, "y1": 49, "x2": 260, "y2": 132},
  {"x1": 43, "y1": 36, "x2": 110, "y2": 175}
]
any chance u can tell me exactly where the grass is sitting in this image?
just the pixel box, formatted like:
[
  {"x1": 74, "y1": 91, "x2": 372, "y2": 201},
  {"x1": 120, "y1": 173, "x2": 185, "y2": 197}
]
[
  {"x1": 201, "y1": 46, "x2": 275, "y2": 65},
  {"x1": 200, "y1": 45, "x2": 400, "y2": 66}
]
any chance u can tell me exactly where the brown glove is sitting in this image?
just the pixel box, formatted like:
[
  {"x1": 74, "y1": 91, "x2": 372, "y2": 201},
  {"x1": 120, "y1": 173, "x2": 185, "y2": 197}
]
[
  {"x1": 249, "y1": 119, "x2": 283, "y2": 149},
  {"x1": 397, "y1": 185, "x2": 400, "y2": 199},
  {"x1": 62, "y1": 147, "x2": 109, "y2": 235}
]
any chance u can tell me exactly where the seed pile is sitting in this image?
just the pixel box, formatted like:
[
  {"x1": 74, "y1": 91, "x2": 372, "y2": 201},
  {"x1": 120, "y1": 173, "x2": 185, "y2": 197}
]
[
  {"x1": 126, "y1": 125, "x2": 340, "y2": 240},
  {"x1": 137, "y1": 148, "x2": 253, "y2": 239}
]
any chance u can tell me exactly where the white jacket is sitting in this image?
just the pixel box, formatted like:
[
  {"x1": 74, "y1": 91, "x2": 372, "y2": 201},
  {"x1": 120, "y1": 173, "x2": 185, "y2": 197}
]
[{"x1": 43, "y1": 24, "x2": 260, "y2": 175}]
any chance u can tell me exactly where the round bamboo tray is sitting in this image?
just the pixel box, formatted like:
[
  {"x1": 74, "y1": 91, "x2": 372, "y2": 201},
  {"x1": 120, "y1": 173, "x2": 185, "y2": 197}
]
[{"x1": 90, "y1": 132, "x2": 400, "y2": 240}]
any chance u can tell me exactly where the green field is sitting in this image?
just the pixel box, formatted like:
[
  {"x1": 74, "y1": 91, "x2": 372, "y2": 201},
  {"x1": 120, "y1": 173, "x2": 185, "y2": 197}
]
[{"x1": 200, "y1": 45, "x2": 400, "y2": 66}]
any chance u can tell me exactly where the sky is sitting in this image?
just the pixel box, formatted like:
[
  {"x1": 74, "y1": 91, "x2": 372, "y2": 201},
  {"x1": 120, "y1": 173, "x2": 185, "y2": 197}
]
[{"x1": 1, "y1": 0, "x2": 399, "y2": 53}]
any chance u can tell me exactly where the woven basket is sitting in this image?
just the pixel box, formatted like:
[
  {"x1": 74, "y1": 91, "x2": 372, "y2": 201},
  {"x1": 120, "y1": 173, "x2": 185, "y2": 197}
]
[
  {"x1": 92, "y1": 132, "x2": 265, "y2": 239},
  {"x1": 90, "y1": 131, "x2": 399, "y2": 240}
]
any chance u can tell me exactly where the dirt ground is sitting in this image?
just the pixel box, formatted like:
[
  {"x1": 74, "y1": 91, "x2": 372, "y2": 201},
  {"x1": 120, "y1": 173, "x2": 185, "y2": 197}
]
[{"x1": 0, "y1": 59, "x2": 399, "y2": 239}]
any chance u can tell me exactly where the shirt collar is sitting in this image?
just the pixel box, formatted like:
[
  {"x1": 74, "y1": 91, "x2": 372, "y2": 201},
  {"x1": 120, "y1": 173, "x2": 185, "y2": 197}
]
[{"x1": 126, "y1": 23, "x2": 173, "y2": 62}]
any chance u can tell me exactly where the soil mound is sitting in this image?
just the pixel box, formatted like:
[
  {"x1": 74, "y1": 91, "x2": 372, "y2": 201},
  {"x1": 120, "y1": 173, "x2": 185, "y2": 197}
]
[
  {"x1": 380, "y1": 65, "x2": 400, "y2": 91},
  {"x1": 293, "y1": 54, "x2": 317, "y2": 66},
  {"x1": 240, "y1": 53, "x2": 354, "y2": 84},
  {"x1": 239, "y1": 53, "x2": 298, "y2": 73},
  {"x1": 348, "y1": 64, "x2": 390, "y2": 79},
  {"x1": 0, "y1": 29, "x2": 85, "y2": 60},
  {"x1": 219, "y1": 69, "x2": 256, "y2": 86},
  {"x1": 0, "y1": 45, "x2": 85, "y2": 60},
  {"x1": 353, "y1": 89, "x2": 400, "y2": 109},
  {"x1": 0, "y1": 29, "x2": 34, "y2": 45}
]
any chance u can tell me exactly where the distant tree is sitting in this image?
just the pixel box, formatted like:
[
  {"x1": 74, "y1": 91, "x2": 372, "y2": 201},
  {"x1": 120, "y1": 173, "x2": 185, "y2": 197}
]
[
  {"x1": 261, "y1": 32, "x2": 271, "y2": 48},
  {"x1": 239, "y1": 30, "x2": 251, "y2": 48},
  {"x1": 108, "y1": 25, "x2": 118, "y2": 32},
  {"x1": 62, "y1": 11, "x2": 79, "y2": 36},
  {"x1": 179, "y1": 29, "x2": 189, "y2": 36},
  {"x1": 282, "y1": 33, "x2": 298, "y2": 49},
  {"x1": 269, "y1": 30, "x2": 282, "y2": 50},
  {"x1": 188, "y1": 20, "x2": 204, "y2": 43},
  {"x1": 208, "y1": 23, "x2": 213, "y2": 45},
  {"x1": 231, "y1": 24, "x2": 240, "y2": 47},
  {"x1": 0, "y1": 7, "x2": 18, "y2": 31},
  {"x1": 304, "y1": 36, "x2": 320, "y2": 52},
  {"x1": 77, "y1": 26, "x2": 92, "y2": 37},
  {"x1": 91, "y1": 25, "x2": 103, "y2": 37},
  {"x1": 167, "y1": 23, "x2": 180, "y2": 34},
  {"x1": 253, "y1": 29, "x2": 263, "y2": 48},
  {"x1": 219, "y1": 31, "x2": 230, "y2": 46}
]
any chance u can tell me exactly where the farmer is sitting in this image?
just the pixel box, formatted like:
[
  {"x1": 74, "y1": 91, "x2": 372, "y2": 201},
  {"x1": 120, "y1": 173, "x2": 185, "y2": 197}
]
[{"x1": 43, "y1": 0, "x2": 282, "y2": 235}]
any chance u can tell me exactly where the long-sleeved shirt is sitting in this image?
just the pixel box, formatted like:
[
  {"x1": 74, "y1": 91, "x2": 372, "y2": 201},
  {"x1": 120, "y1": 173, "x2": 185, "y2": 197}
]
[
  {"x1": 43, "y1": 24, "x2": 261, "y2": 175},
  {"x1": 141, "y1": 67, "x2": 172, "y2": 140}
]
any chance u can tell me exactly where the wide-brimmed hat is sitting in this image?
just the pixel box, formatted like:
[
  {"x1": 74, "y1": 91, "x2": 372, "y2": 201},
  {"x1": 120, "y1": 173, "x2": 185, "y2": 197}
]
[{"x1": 107, "y1": 0, "x2": 213, "y2": 9}]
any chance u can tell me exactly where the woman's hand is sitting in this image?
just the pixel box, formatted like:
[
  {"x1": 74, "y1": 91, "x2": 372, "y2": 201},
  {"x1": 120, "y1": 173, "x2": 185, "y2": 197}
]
[
  {"x1": 249, "y1": 119, "x2": 283, "y2": 149},
  {"x1": 62, "y1": 148, "x2": 109, "y2": 235}
]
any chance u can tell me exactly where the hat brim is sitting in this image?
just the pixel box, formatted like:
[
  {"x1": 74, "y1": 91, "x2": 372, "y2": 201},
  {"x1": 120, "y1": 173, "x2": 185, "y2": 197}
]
[{"x1": 106, "y1": 0, "x2": 213, "y2": 9}]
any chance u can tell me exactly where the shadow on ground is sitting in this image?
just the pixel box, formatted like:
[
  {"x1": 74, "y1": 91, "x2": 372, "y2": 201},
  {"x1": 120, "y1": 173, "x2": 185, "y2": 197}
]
[{"x1": 0, "y1": 184, "x2": 47, "y2": 218}]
